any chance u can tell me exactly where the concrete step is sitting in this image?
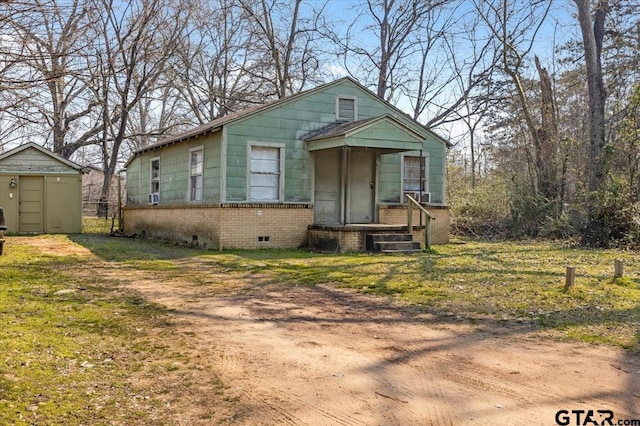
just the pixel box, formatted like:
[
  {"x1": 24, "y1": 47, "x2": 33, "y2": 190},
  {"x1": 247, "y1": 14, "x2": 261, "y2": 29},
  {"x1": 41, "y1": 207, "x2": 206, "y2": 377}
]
[
  {"x1": 374, "y1": 240, "x2": 422, "y2": 253},
  {"x1": 366, "y1": 233, "x2": 413, "y2": 251},
  {"x1": 367, "y1": 233, "x2": 413, "y2": 242},
  {"x1": 380, "y1": 248, "x2": 423, "y2": 254}
]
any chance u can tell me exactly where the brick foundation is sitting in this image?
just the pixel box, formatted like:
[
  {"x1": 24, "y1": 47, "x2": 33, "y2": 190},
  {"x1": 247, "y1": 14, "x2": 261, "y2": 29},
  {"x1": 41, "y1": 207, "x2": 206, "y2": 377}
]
[
  {"x1": 307, "y1": 227, "x2": 364, "y2": 252},
  {"x1": 123, "y1": 203, "x2": 449, "y2": 250},
  {"x1": 124, "y1": 204, "x2": 313, "y2": 250}
]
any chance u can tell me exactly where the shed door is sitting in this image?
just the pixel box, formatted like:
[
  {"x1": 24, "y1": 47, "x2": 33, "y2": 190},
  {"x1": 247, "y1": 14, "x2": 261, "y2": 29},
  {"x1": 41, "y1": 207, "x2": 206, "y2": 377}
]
[{"x1": 19, "y1": 176, "x2": 44, "y2": 233}]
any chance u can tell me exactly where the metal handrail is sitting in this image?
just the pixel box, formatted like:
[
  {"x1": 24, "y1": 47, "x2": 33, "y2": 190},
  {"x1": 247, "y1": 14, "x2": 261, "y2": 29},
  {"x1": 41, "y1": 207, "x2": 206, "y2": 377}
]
[{"x1": 405, "y1": 194, "x2": 434, "y2": 249}]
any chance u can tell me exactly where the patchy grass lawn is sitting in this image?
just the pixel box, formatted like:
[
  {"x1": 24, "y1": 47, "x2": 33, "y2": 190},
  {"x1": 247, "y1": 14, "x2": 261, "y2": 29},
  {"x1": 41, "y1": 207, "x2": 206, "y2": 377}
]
[
  {"x1": 0, "y1": 236, "x2": 206, "y2": 425},
  {"x1": 73, "y1": 235, "x2": 640, "y2": 350},
  {"x1": 82, "y1": 217, "x2": 115, "y2": 234},
  {"x1": 1, "y1": 234, "x2": 639, "y2": 423}
]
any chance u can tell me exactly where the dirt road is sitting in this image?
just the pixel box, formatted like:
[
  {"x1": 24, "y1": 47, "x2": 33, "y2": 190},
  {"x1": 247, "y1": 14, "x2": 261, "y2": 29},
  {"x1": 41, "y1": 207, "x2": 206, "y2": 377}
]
[{"x1": 31, "y1": 237, "x2": 640, "y2": 425}]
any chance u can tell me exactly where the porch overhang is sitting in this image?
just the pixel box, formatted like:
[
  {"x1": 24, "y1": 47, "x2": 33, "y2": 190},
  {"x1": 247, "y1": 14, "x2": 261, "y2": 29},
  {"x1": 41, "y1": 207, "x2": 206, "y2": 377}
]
[{"x1": 304, "y1": 114, "x2": 424, "y2": 152}]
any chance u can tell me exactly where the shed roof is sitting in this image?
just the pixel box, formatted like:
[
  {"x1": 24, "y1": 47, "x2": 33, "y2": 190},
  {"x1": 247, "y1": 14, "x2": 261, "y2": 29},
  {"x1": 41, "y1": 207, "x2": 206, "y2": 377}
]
[{"x1": 0, "y1": 142, "x2": 82, "y2": 171}]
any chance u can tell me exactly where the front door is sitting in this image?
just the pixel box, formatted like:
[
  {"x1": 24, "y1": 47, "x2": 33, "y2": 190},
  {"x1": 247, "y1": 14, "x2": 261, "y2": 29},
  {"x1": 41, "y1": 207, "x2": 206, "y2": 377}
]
[
  {"x1": 19, "y1": 176, "x2": 44, "y2": 233},
  {"x1": 348, "y1": 149, "x2": 375, "y2": 223},
  {"x1": 314, "y1": 149, "x2": 342, "y2": 224}
]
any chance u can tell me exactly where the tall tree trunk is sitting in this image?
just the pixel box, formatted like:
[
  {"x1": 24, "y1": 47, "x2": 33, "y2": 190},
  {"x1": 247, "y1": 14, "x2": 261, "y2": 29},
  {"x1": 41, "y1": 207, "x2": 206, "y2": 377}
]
[
  {"x1": 574, "y1": 0, "x2": 608, "y2": 193},
  {"x1": 534, "y1": 55, "x2": 559, "y2": 202}
]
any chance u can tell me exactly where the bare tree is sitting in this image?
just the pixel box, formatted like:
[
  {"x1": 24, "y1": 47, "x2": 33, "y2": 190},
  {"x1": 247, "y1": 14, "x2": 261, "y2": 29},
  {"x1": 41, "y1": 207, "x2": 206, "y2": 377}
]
[
  {"x1": 475, "y1": 0, "x2": 562, "y2": 203},
  {"x1": 1, "y1": 0, "x2": 104, "y2": 158},
  {"x1": 333, "y1": 0, "x2": 451, "y2": 102},
  {"x1": 89, "y1": 0, "x2": 190, "y2": 215},
  {"x1": 238, "y1": 0, "x2": 327, "y2": 99},
  {"x1": 171, "y1": 0, "x2": 269, "y2": 123},
  {"x1": 413, "y1": 6, "x2": 501, "y2": 129}
]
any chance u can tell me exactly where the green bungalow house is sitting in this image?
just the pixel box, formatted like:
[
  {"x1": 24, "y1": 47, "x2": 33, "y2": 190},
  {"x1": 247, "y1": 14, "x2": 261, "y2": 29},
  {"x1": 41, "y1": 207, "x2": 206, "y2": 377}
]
[{"x1": 123, "y1": 77, "x2": 450, "y2": 251}]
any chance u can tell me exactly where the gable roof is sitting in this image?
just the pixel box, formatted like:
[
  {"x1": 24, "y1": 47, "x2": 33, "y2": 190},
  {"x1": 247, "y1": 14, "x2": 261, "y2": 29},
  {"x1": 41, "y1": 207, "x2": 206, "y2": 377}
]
[
  {"x1": 130, "y1": 77, "x2": 451, "y2": 160},
  {"x1": 305, "y1": 114, "x2": 423, "y2": 142},
  {"x1": 0, "y1": 142, "x2": 82, "y2": 170},
  {"x1": 304, "y1": 114, "x2": 425, "y2": 152}
]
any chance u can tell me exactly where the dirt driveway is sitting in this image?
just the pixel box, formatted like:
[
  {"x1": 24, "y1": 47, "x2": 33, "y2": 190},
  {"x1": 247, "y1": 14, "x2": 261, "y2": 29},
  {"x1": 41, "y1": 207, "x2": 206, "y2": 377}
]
[{"x1": 31, "y1": 237, "x2": 640, "y2": 425}]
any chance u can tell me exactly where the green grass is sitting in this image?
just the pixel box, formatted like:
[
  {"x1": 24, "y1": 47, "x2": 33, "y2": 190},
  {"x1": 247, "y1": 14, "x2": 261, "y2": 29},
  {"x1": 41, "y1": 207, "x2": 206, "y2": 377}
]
[
  {"x1": 2, "y1": 235, "x2": 640, "y2": 423},
  {"x1": 70, "y1": 235, "x2": 640, "y2": 350},
  {"x1": 82, "y1": 217, "x2": 114, "y2": 234},
  {"x1": 0, "y1": 237, "x2": 204, "y2": 425}
]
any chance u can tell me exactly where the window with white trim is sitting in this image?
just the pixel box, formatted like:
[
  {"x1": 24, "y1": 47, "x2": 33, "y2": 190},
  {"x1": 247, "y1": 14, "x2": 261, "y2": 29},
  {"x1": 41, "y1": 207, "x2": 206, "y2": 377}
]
[
  {"x1": 402, "y1": 155, "x2": 427, "y2": 200},
  {"x1": 337, "y1": 96, "x2": 356, "y2": 121},
  {"x1": 189, "y1": 148, "x2": 203, "y2": 201},
  {"x1": 150, "y1": 158, "x2": 160, "y2": 194},
  {"x1": 250, "y1": 145, "x2": 281, "y2": 201}
]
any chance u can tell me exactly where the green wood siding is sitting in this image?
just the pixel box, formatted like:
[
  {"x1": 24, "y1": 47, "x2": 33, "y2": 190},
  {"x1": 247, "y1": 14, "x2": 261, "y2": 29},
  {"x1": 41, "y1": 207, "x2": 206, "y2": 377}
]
[
  {"x1": 125, "y1": 78, "x2": 448, "y2": 207},
  {"x1": 378, "y1": 154, "x2": 402, "y2": 203},
  {"x1": 377, "y1": 136, "x2": 447, "y2": 204},
  {"x1": 0, "y1": 147, "x2": 78, "y2": 174},
  {"x1": 126, "y1": 132, "x2": 221, "y2": 205},
  {"x1": 125, "y1": 157, "x2": 142, "y2": 205},
  {"x1": 223, "y1": 79, "x2": 445, "y2": 204}
]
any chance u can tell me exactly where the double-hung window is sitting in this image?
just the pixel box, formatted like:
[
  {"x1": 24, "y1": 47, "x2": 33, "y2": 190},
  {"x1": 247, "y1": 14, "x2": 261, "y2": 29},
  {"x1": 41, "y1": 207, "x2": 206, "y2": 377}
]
[
  {"x1": 250, "y1": 145, "x2": 282, "y2": 201},
  {"x1": 402, "y1": 155, "x2": 427, "y2": 201},
  {"x1": 189, "y1": 148, "x2": 203, "y2": 202},
  {"x1": 150, "y1": 158, "x2": 160, "y2": 194},
  {"x1": 149, "y1": 158, "x2": 160, "y2": 204}
]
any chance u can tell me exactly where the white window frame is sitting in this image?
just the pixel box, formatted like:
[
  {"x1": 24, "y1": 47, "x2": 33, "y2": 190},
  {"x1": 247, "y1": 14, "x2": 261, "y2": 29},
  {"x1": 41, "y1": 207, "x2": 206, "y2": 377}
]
[
  {"x1": 189, "y1": 146, "x2": 204, "y2": 202},
  {"x1": 247, "y1": 142, "x2": 285, "y2": 202},
  {"x1": 336, "y1": 95, "x2": 357, "y2": 121},
  {"x1": 401, "y1": 153, "x2": 428, "y2": 202},
  {"x1": 150, "y1": 157, "x2": 160, "y2": 195}
]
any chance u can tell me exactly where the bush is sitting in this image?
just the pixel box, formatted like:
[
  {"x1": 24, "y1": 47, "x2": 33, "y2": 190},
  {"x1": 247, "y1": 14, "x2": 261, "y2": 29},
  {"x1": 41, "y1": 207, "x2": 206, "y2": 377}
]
[
  {"x1": 583, "y1": 177, "x2": 640, "y2": 248},
  {"x1": 450, "y1": 175, "x2": 510, "y2": 238}
]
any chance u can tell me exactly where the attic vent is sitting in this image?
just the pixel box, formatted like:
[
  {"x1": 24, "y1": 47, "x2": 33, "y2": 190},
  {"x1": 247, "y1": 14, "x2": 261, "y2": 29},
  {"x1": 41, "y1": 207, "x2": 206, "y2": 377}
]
[{"x1": 337, "y1": 97, "x2": 356, "y2": 121}]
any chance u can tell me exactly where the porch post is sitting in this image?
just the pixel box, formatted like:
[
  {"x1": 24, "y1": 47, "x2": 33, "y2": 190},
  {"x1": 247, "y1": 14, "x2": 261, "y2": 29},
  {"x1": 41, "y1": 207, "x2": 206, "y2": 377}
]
[
  {"x1": 342, "y1": 145, "x2": 348, "y2": 225},
  {"x1": 419, "y1": 148, "x2": 423, "y2": 227}
]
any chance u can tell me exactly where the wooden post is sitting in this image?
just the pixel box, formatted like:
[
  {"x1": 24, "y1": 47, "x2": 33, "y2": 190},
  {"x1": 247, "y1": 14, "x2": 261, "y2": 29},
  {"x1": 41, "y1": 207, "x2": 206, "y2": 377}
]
[
  {"x1": 406, "y1": 196, "x2": 413, "y2": 233},
  {"x1": 614, "y1": 259, "x2": 624, "y2": 278},
  {"x1": 564, "y1": 266, "x2": 576, "y2": 290},
  {"x1": 117, "y1": 170, "x2": 123, "y2": 232},
  {"x1": 425, "y1": 214, "x2": 431, "y2": 250}
]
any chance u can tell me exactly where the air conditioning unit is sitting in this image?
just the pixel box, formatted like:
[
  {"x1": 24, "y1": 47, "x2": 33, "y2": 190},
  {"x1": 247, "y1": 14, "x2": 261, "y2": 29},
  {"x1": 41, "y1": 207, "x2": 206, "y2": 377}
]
[
  {"x1": 148, "y1": 192, "x2": 159, "y2": 205},
  {"x1": 404, "y1": 191, "x2": 430, "y2": 204},
  {"x1": 404, "y1": 191, "x2": 419, "y2": 203}
]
